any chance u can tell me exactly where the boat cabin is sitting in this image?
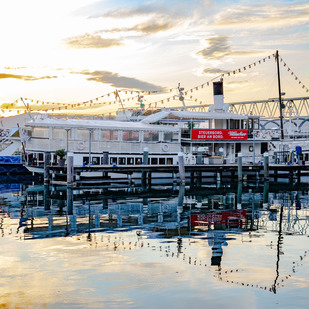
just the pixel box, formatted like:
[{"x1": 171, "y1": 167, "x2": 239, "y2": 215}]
[{"x1": 22, "y1": 116, "x2": 181, "y2": 167}]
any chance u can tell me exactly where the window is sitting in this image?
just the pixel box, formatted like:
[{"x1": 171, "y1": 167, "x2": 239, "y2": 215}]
[
  {"x1": 38, "y1": 153, "x2": 44, "y2": 161},
  {"x1": 110, "y1": 157, "x2": 117, "y2": 165},
  {"x1": 159, "y1": 158, "x2": 165, "y2": 165},
  {"x1": 122, "y1": 130, "x2": 139, "y2": 141},
  {"x1": 127, "y1": 157, "x2": 134, "y2": 165},
  {"x1": 32, "y1": 127, "x2": 49, "y2": 138},
  {"x1": 83, "y1": 157, "x2": 89, "y2": 165},
  {"x1": 25, "y1": 129, "x2": 32, "y2": 137},
  {"x1": 77, "y1": 129, "x2": 93, "y2": 140},
  {"x1": 119, "y1": 157, "x2": 126, "y2": 165},
  {"x1": 199, "y1": 120, "x2": 210, "y2": 129},
  {"x1": 92, "y1": 157, "x2": 100, "y2": 165},
  {"x1": 101, "y1": 130, "x2": 118, "y2": 141},
  {"x1": 163, "y1": 132, "x2": 178, "y2": 142},
  {"x1": 135, "y1": 157, "x2": 142, "y2": 165},
  {"x1": 230, "y1": 120, "x2": 240, "y2": 129},
  {"x1": 151, "y1": 158, "x2": 158, "y2": 165},
  {"x1": 143, "y1": 131, "x2": 159, "y2": 142},
  {"x1": 166, "y1": 158, "x2": 173, "y2": 165},
  {"x1": 53, "y1": 128, "x2": 70, "y2": 139}
]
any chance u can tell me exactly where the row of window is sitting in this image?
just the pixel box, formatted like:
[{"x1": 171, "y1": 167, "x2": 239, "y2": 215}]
[
  {"x1": 27, "y1": 152, "x2": 174, "y2": 166},
  {"x1": 29, "y1": 128, "x2": 179, "y2": 142},
  {"x1": 83, "y1": 156, "x2": 174, "y2": 166}
]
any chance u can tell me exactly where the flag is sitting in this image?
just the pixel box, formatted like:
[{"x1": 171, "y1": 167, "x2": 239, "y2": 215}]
[{"x1": 17, "y1": 124, "x2": 30, "y2": 143}]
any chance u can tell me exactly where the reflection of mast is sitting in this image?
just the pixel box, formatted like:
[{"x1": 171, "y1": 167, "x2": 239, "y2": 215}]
[
  {"x1": 272, "y1": 204, "x2": 284, "y2": 294},
  {"x1": 276, "y1": 50, "x2": 284, "y2": 140},
  {"x1": 87, "y1": 200, "x2": 91, "y2": 242}
]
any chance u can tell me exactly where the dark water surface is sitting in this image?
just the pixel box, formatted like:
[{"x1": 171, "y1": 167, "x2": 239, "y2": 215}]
[{"x1": 0, "y1": 179, "x2": 308, "y2": 309}]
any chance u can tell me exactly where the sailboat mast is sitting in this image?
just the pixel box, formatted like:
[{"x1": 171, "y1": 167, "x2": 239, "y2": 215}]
[{"x1": 276, "y1": 50, "x2": 284, "y2": 140}]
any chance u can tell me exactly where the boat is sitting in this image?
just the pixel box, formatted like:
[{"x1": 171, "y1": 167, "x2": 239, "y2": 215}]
[
  {"x1": 19, "y1": 115, "x2": 181, "y2": 174},
  {"x1": 5, "y1": 79, "x2": 308, "y2": 182},
  {"x1": 0, "y1": 113, "x2": 35, "y2": 175}
]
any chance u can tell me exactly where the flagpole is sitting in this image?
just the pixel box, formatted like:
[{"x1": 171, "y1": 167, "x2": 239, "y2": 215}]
[{"x1": 276, "y1": 50, "x2": 284, "y2": 140}]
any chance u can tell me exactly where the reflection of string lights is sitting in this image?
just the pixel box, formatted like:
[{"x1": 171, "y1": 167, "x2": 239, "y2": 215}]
[{"x1": 73, "y1": 231, "x2": 308, "y2": 294}]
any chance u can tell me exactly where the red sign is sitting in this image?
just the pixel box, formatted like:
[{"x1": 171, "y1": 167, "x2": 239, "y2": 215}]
[
  {"x1": 190, "y1": 210, "x2": 247, "y2": 228},
  {"x1": 191, "y1": 129, "x2": 248, "y2": 140}
]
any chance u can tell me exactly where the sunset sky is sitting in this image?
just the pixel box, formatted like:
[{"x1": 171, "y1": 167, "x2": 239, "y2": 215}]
[{"x1": 0, "y1": 0, "x2": 308, "y2": 114}]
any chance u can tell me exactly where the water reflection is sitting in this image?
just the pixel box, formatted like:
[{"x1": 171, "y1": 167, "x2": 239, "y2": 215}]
[{"x1": 0, "y1": 180, "x2": 309, "y2": 307}]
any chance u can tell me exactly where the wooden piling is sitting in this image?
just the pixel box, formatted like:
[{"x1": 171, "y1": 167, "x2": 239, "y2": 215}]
[
  {"x1": 237, "y1": 153, "x2": 243, "y2": 182},
  {"x1": 67, "y1": 187, "x2": 73, "y2": 215},
  {"x1": 178, "y1": 152, "x2": 186, "y2": 184},
  {"x1": 44, "y1": 184, "x2": 50, "y2": 211},
  {"x1": 197, "y1": 148, "x2": 203, "y2": 165},
  {"x1": 142, "y1": 148, "x2": 149, "y2": 185},
  {"x1": 44, "y1": 152, "x2": 51, "y2": 184},
  {"x1": 67, "y1": 152, "x2": 74, "y2": 187},
  {"x1": 264, "y1": 152, "x2": 269, "y2": 181},
  {"x1": 263, "y1": 181, "x2": 269, "y2": 207}
]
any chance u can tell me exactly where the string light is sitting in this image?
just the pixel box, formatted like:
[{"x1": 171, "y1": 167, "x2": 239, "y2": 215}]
[{"x1": 2, "y1": 54, "x2": 308, "y2": 114}]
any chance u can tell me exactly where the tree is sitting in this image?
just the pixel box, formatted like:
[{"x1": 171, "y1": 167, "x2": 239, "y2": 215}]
[{"x1": 55, "y1": 149, "x2": 66, "y2": 160}]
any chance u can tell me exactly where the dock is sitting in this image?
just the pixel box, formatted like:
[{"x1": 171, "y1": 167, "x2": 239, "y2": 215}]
[{"x1": 44, "y1": 162, "x2": 309, "y2": 187}]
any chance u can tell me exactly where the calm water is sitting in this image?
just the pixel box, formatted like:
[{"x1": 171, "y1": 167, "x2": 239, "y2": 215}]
[{"x1": 0, "y1": 178, "x2": 308, "y2": 309}]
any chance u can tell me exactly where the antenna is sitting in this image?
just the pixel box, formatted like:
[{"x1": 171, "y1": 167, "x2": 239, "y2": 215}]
[
  {"x1": 178, "y1": 83, "x2": 187, "y2": 111},
  {"x1": 138, "y1": 94, "x2": 145, "y2": 110},
  {"x1": 114, "y1": 90, "x2": 129, "y2": 121},
  {"x1": 20, "y1": 98, "x2": 34, "y2": 120}
]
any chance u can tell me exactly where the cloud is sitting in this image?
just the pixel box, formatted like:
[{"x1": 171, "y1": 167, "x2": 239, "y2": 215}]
[
  {"x1": 99, "y1": 6, "x2": 158, "y2": 18},
  {"x1": 87, "y1": 1, "x2": 193, "y2": 19},
  {"x1": 202, "y1": 68, "x2": 229, "y2": 75},
  {"x1": 196, "y1": 35, "x2": 264, "y2": 61},
  {"x1": 0, "y1": 73, "x2": 57, "y2": 81},
  {"x1": 214, "y1": 3, "x2": 309, "y2": 28},
  {"x1": 75, "y1": 70, "x2": 165, "y2": 92},
  {"x1": 66, "y1": 34, "x2": 123, "y2": 49},
  {"x1": 196, "y1": 35, "x2": 231, "y2": 60},
  {"x1": 106, "y1": 18, "x2": 178, "y2": 35}
]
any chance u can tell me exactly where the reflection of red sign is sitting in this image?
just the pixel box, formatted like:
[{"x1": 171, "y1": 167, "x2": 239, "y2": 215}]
[
  {"x1": 191, "y1": 210, "x2": 247, "y2": 228},
  {"x1": 191, "y1": 129, "x2": 248, "y2": 140}
]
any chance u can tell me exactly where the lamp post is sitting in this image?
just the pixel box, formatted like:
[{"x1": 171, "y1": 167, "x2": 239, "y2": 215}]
[{"x1": 64, "y1": 128, "x2": 71, "y2": 153}]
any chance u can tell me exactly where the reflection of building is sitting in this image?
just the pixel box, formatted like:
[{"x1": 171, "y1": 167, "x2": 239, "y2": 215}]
[
  {"x1": 1, "y1": 183, "x2": 308, "y2": 241},
  {"x1": 190, "y1": 210, "x2": 247, "y2": 267},
  {"x1": 208, "y1": 231, "x2": 228, "y2": 267}
]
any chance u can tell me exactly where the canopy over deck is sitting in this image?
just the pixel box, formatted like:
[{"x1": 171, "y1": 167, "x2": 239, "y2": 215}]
[
  {"x1": 26, "y1": 115, "x2": 179, "y2": 132},
  {"x1": 141, "y1": 110, "x2": 248, "y2": 124}
]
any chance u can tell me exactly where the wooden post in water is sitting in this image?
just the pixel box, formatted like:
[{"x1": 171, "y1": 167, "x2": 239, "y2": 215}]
[
  {"x1": 190, "y1": 172, "x2": 195, "y2": 186},
  {"x1": 102, "y1": 152, "x2": 109, "y2": 178},
  {"x1": 264, "y1": 152, "x2": 269, "y2": 181},
  {"x1": 147, "y1": 172, "x2": 152, "y2": 187},
  {"x1": 142, "y1": 147, "x2": 149, "y2": 185},
  {"x1": 67, "y1": 152, "x2": 74, "y2": 187},
  {"x1": 237, "y1": 153, "x2": 243, "y2": 182},
  {"x1": 237, "y1": 182, "x2": 242, "y2": 209},
  {"x1": 297, "y1": 167, "x2": 301, "y2": 183},
  {"x1": 143, "y1": 147, "x2": 149, "y2": 165},
  {"x1": 197, "y1": 147, "x2": 203, "y2": 165},
  {"x1": 103, "y1": 151, "x2": 109, "y2": 165},
  {"x1": 178, "y1": 152, "x2": 186, "y2": 184},
  {"x1": 44, "y1": 184, "x2": 50, "y2": 211},
  {"x1": 44, "y1": 152, "x2": 51, "y2": 184},
  {"x1": 67, "y1": 187, "x2": 73, "y2": 215},
  {"x1": 263, "y1": 181, "x2": 269, "y2": 208}
]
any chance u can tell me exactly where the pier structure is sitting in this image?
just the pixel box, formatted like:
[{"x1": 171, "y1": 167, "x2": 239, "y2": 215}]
[{"x1": 43, "y1": 157, "x2": 309, "y2": 188}]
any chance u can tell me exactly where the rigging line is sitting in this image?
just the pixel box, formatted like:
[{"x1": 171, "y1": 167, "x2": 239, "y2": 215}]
[{"x1": 279, "y1": 56, "x2": 309, "y2": 93}]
